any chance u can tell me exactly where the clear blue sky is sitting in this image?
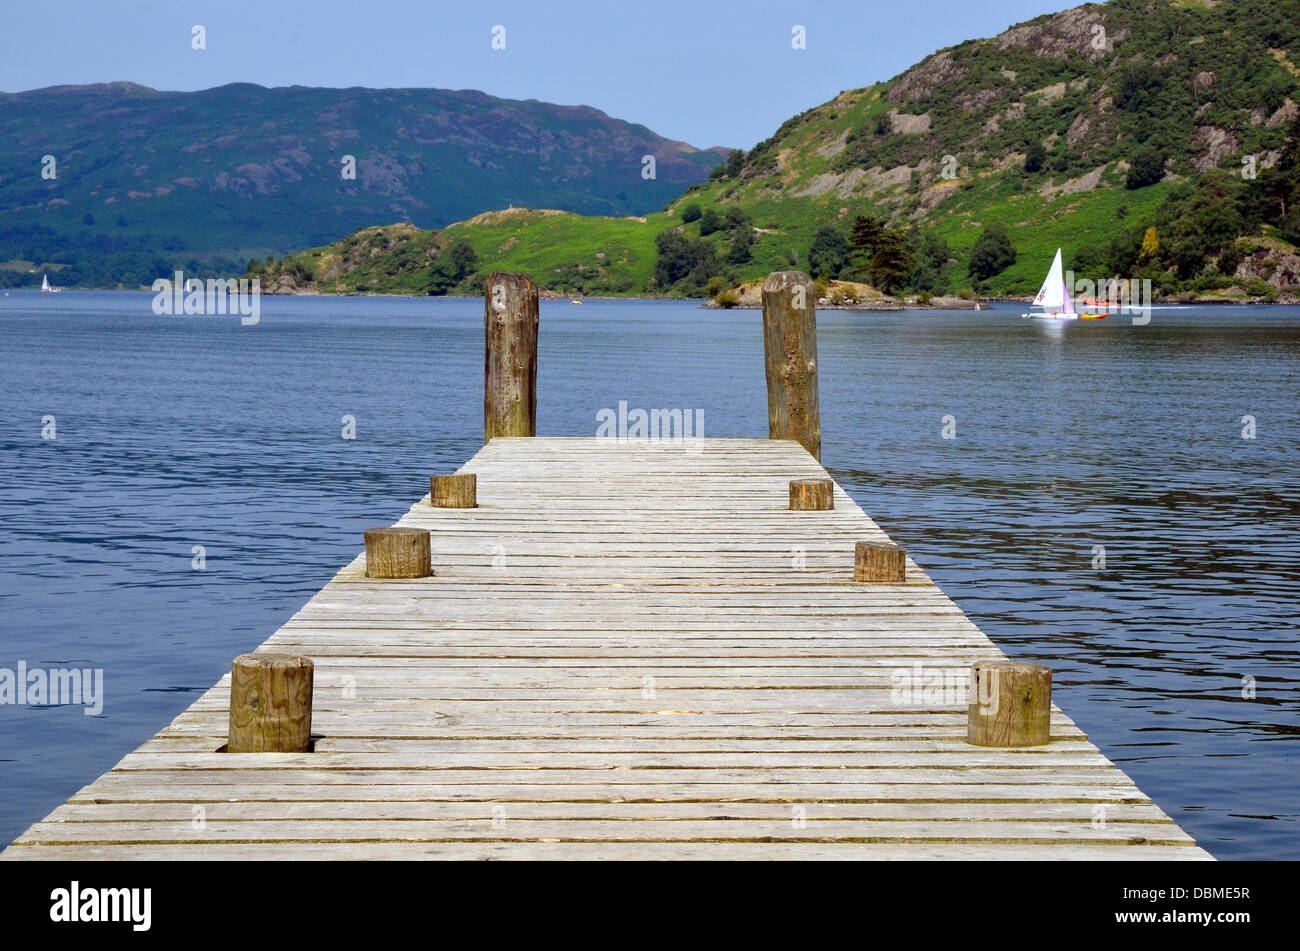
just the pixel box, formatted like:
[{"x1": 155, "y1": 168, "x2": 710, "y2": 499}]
[{"x1": 0, "y1": 0, "x2": 1077, "y2": 148}]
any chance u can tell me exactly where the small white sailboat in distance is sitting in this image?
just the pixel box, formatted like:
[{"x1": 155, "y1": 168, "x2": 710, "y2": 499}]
[
  {"x1": 40, "y1": 274, "x2": 61, "y2": 294},
  {"x1": 1021, "y1": 248, "x2": 1100, "y2": 319}
]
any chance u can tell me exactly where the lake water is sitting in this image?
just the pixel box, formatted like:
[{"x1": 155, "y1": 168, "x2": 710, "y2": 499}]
[{"x1": 1, "y1": 290, "x2": 1296, "y2": 858}]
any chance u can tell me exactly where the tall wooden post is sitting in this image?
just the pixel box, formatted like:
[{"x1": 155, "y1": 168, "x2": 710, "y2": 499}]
[
  {"x1": 761, "y1": 271, "x2": 821, "y2": 461},
  {"x1": 484, "y1": 272, "x2": 539, "y2": 442}
]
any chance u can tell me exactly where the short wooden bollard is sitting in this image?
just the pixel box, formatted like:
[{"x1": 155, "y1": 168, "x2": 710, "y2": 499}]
[
  {"x1": 761, "y1": 270, "x2": 821, "y2": 461},
  {"x1": 789, "y1": 478, "x2": 833, "y2": 510},
  {"x1": 854, "y1": 540, "x2": 905, "y2": 582},
  {"x1": 228, "y1": 653, "x2": 314, "y2": 753},
  {"x1": 364, "y1": 527, "x2": 431, "y2": 578},
  {"x1": 967, "y1": 661, "x2": 1052, "y2": 747},
  {"x1": 431, "y1": 473, "x2": 476, "y2": 508},
  {"x1": 484, "y1": 271, "x2": 540, "y2": 442}
]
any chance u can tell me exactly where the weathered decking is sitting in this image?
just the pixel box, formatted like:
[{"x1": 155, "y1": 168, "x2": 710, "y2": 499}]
[{"x1": 2, "y1": 437, "x2": 1210, "y2": 860}]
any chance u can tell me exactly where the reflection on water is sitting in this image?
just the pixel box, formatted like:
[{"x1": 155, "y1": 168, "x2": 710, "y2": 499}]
[{"x1": 0, "y1": 292, "x2": 1296, "y2": 858}]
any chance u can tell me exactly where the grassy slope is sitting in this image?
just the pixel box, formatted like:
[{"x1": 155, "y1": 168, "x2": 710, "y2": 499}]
[
  {"x1": 441, "y1": 211, "x2": 663, "y2": 293},
  {"x1": 272, "y1": 212, "x2": 667, "y2": 296}
]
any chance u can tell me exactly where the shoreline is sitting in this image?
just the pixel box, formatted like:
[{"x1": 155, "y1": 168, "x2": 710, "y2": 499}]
[{"x1": 6, "y1": 287, "x2": 1297, "y2": 308}]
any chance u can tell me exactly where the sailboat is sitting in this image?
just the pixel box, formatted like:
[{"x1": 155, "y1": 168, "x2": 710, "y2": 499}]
[
  {"x1": 1021, "y1": 249, "x2": 1099, "y2": 319},
  {"x1": 40, "y1": 274, "x2": 61, "y2": 294}
]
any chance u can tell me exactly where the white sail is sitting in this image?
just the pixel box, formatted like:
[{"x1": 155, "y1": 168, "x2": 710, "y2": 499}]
[
  {"x1": 1061, "y1": 263, "x2": 1076, "y2": 314},
  {"x1": 1031, "y1": 249, "x2": 1065, "y2": 310},
  {"x1": 41, "y1": 274, "x2": 50, "y2": 292}
]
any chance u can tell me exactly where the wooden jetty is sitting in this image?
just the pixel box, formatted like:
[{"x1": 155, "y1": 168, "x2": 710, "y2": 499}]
[{"x1": 1, "y1": 272, "x2": 1210, "y2": 860}]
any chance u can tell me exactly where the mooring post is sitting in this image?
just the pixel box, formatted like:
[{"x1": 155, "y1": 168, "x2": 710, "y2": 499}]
[
  {"x1": 854, "y1": 539, "x2": 905, "y2": 582},
  {"x1": 761, "y1": 270, "x2": 821, "y2": 461},
  {"x1": 227, "y1": 653, "x2": 314, "y2": 753},
  {"x1": 789, "y1": 478, "x2": 833, "y2": 510},
  {"x1": 967, "y1": 661, "x2": 1052, "y2": 747},
  {"x1": 484, "y1": 271, "x2": 540, "y2": 442},
  {"x1": 431, "y1": 473, "x2": 477, "y2": 508},
  {"x1": 364, "y1": 526, "x2": 432, "y2": 578}
]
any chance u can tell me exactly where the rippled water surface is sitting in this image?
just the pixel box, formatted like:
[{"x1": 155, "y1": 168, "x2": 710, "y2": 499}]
[{"x1": 1, "y1": 291, "x2": 1296, "y2": 857}]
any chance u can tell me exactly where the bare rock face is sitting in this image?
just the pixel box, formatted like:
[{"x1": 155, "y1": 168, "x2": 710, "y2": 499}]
[
  {"x1": 1190, "y1": 126, "x2": 1240, "y2": 172},
  {"x1": 995, "y1": 7, "x2": 1126, "y2": 61},
  {"x1": 890, "y1": 112, "x2": 932, "y2": 135},
  {"x1": 1029, "y1": 82, "x2": 1067, "y2": 103},
  {"x1": 1237, "y1": 243, "x2": 1300, "y2": 293},
  {"x1": 817, "y1": 129, "x2": 850, "y2": 158},
  {"x1": 955, "y1": 88, "x2": 1003, "y2": 113},
  {"x1": 1065, "y1": 114, "x2": 1093, "y2": 149},
  {"x1": 983, "y1": 102, "x2": 1026, "y2": 135},
  {"x1": 889, "y1": 51, "x2": 967, "y2": 103},
  {"x1": 1267, "y1": 99, "x2": 1300, "y2": 129},
  {"x1": 1038, "y1": 164, "x2": 1108, "y2": 198}
]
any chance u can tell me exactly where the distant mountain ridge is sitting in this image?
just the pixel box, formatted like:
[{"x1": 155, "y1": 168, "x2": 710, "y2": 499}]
[{"x1": 0, "y1": 81, "x2": 725, "y2": 279}]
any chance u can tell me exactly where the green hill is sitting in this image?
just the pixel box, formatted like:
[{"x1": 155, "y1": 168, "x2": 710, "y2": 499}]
[{"x1": 261, "y1": 0, "x2": 1300, "y2": 301}]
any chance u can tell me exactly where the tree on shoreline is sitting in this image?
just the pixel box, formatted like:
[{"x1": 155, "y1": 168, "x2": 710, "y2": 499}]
[
  {"x1": 653, "y1": 229, "x2": 720, "y2": 293},
  {"x1": 909, "y1": 229, "x2": 951, "y2": 294},
  {"x1": 808, "y1": 226, "x2": 849, "y2": 279},
  {"x1": 847, "y1": 214, "x2": 885, "y2": 274},
  {"x1": 867, "y1": 228, "x2": 915, "y2": 293}
]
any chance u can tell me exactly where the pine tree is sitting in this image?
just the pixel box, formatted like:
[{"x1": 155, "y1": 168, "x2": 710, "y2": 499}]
[
  {"x1": 868, "y1": 229, "x2": 916, "y2": 294},
  {"x1": 847, "y1": 215, "x2": 884, "y2": 273}
]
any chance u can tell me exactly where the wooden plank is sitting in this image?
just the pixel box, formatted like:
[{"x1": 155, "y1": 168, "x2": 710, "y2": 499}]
[
  {"x1": 40, "y1": 800, "x2": 1178, "y2": 822},
  {"x1": 0, "y1": 843, "x2": 1212, "y2": 861},
  {"x1": 59, "y1": 781, "x2": 1164, "y2": 804},
  {"x1": 14, "y1": 819, "x2": 1196, "y2": 845}
]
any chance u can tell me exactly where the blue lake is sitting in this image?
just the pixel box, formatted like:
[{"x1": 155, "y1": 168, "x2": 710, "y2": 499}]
[{"x1": 0, "y1": 290, "x2": 1296, "y2": 858}]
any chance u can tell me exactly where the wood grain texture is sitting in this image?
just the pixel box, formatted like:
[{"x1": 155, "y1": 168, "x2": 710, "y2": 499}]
[
  {"x1": 227, "y1": 654, "x2": 313, "y2": 753},
  {"x1": 363, "y1": 527, "x2": 431, "y2": 579},
  {"x1": 855, "y1": 540, "x2": 907, "y2": 583},
  {"x1": 789, "y1": 478, "x2": 833, "y2": 510},
  {"x1": 484, "y1": 272, "x2": 538, "y2": 441},
  {"x1": 968, "y1": 661, "x2": 1053, "y2": 748},
  {"x1": 1, "y1": 439, "x2": 1210, "y2": 861},
  {"x1": 762, "y1": 271, "x2": 821, "y2": 461},
  {"x1": 431, "y1": 473, "x2": 477, "y2": 508}
]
